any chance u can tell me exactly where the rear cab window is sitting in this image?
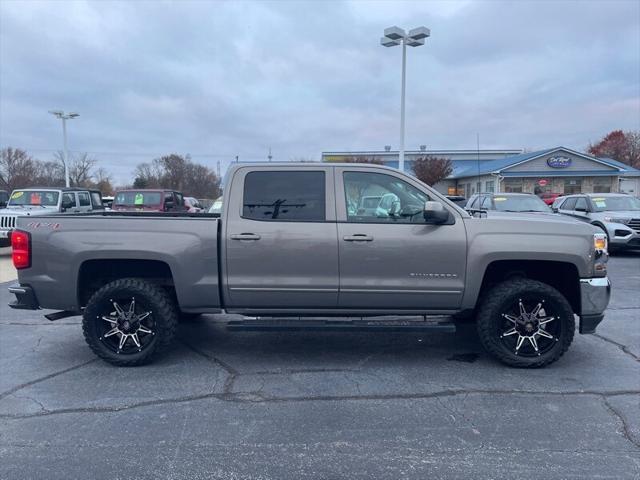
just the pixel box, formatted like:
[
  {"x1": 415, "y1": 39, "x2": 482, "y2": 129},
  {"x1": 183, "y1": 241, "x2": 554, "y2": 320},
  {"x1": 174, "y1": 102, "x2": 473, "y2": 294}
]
[{"x1": 242, "y1": 171, "x2": 326, "y2": 221}]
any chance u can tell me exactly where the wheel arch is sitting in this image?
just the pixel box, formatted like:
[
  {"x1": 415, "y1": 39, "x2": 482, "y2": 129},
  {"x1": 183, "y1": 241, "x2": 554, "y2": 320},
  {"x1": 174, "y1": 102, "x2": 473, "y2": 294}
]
[
  {"x1": 476, "y1": 259, "x2": 581, "y2": 314},
  {"x1": 77, "y1": 259, "x2": 175, "y2": 308}
]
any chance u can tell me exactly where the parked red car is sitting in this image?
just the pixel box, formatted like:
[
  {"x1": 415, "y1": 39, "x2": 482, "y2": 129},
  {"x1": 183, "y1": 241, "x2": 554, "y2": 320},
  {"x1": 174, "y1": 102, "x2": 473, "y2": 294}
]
[
  {"x1": 539, "y1": 192, "x2": 563, "y2": 205},
  {"x1": 112, "y1": 189, "x2": 187, "y2": 212}
]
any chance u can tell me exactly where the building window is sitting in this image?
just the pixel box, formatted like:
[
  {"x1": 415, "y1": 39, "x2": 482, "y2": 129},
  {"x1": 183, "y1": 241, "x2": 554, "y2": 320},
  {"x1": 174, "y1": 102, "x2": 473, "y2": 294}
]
[
  {"x1": 485, "y1": 180, "x2": 495, "y2": 193},
  {"x1": 564, "y1": 178, "x2": 582, "y2": 194},
  {"x1": 593, "y1": 177, "x2": 612, "y2": 193},
  {"x1": 503, "y1": 179, "x2": 523, "y2": 193},
  {"x1": 476, "y1": 182, "x2": 481, "y2": 193}
]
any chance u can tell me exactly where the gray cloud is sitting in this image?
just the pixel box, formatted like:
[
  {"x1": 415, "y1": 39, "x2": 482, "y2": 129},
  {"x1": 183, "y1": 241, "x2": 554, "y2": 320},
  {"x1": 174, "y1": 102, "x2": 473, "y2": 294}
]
[{"x1": 0, "y1": 0, "x2": 638, "y2": 183}]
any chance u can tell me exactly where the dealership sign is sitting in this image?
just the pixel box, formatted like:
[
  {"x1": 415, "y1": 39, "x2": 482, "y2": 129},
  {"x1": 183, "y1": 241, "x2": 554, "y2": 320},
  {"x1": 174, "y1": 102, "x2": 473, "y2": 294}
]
[{"x1": 547, "y1": 156, "x2": 572, "y2": 168}]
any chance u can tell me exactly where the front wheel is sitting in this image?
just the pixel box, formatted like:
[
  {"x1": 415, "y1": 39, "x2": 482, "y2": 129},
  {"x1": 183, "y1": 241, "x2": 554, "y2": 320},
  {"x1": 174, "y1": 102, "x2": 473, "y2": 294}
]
[
  {"x1": 476, "y1": 279, "x2": 575, "y2": 368},
  {"x1": 82, "y1": 278, "x2": 178, "y2": 366}
]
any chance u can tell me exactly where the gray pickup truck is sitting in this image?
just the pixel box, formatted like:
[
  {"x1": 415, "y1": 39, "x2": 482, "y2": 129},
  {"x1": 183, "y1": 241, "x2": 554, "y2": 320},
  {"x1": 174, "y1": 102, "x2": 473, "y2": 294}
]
[{"x1": 8, "y1": 163, "x2": 611, "y2": 368}]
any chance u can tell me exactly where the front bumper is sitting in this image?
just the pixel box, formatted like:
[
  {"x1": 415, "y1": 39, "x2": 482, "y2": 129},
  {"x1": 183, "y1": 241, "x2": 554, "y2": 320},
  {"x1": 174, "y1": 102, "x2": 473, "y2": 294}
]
[
  {"x1": 606, "y1": 224, "x2": 640, "y2": 249},
  {"x1": 8, "y1": 284, "x2": 40, "y2": 310},
  {"x1": 579, "y1": 277, "x2": 611, "y2": 334}
]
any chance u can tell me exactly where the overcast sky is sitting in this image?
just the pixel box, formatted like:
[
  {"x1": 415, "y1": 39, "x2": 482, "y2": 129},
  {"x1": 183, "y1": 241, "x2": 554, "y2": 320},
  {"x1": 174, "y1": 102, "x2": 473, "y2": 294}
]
[{"x1": 1, "y1": 0, "x2": 639, "y2": 183}]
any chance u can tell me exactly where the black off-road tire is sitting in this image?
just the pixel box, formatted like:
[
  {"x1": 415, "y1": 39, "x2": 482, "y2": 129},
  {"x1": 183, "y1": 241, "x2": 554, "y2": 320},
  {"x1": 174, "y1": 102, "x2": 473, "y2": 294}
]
[
  {"x1": 476, "y1": 279, "x2": 575, "y2": 368},
  {"x1": 82, "y1": 278, "x2": 179, "y2": 366}
]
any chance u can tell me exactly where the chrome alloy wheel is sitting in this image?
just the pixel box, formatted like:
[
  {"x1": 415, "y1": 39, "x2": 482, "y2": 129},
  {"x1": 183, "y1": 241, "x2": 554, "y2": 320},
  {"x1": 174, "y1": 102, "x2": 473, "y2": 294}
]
[
  {"x1": 499, "y1": 299, "x2": 559, "y2": 356},
  {"x1": 99, "y1": 297, "x2": 155, "y2": 354}
]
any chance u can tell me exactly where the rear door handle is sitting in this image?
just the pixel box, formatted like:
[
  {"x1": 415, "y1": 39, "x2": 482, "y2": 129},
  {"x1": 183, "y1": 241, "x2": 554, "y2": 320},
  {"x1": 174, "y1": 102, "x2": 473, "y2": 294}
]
[
  {"x1": 230, "y1": 233, "x2": 261, "y2": 241},
  {"x1": 343, "y1": 234, "x2": 373, "y2": 242}
]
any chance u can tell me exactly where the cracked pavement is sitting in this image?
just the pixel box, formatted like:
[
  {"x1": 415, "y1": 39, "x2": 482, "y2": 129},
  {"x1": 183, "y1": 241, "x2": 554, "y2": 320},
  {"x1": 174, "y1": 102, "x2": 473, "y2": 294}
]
[{"x1": 0, "y1": 253, "x2": 639, "y2": 479}]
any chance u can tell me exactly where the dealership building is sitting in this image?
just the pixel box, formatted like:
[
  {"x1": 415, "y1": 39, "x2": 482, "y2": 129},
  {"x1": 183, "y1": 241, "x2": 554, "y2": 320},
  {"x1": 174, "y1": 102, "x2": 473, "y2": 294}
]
[{"x1": 321, "y1": 146, "x2": 640, "y2": 197}]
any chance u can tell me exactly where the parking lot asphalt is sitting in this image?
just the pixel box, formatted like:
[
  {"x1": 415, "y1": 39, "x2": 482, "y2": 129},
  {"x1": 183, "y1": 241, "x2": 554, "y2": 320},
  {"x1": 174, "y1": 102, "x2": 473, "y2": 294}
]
[{"x1": 0, "y1": 252, "x2": 639, "y2": 479}]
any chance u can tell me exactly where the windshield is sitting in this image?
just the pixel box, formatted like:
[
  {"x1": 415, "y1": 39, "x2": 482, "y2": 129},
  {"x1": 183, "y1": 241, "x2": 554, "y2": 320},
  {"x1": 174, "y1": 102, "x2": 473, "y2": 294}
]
[
  {"x1": 591, "y1": 196, "x2": 640, "y2": 212},
  {"x1": 493, "y1": 195, "x2": 550, "y2": 212},
  {"x1": 114, "y1": 191, "x2": 162, "y2": 206},
  {"x1": 8, "y1": 190, "x2": 60, "y2": 206}
]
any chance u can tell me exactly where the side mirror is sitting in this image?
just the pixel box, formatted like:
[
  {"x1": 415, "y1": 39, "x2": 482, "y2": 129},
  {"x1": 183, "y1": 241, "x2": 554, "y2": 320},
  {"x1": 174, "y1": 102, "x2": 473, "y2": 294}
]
[
  {"x1": 61, "y1": 199, "x2": 73, "y2": 210},
  {"x1": 552, "y1": 207, "x2": 559, "y2": 213},
  {"x1": 423, "y1": 201, "x2": 450, "y2": 224}
]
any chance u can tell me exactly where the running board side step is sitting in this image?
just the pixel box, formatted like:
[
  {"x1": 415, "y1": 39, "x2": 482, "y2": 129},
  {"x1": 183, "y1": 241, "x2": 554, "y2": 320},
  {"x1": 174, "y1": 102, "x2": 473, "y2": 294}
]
[{"x1": 226, "y1": 315, "x2": 456, "y2": 333}]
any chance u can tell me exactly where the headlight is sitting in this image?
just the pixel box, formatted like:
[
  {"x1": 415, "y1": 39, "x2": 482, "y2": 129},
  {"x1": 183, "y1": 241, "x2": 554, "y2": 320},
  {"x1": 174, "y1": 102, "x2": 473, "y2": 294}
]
[
  {"x1": 593, "y1": 233, "x2": 608, "y2": 276},
  {"x1": 593, "y1": 233, "x2": 607, "y2": 253},
  {"x1": 603, "y1": 216, "x2": 630, "y2": 224}
]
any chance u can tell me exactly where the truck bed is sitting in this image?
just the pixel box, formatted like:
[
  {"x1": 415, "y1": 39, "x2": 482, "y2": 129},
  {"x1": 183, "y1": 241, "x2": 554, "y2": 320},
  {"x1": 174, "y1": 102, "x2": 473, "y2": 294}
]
[{"x1": 15, "y1": 213, "x2": 222, "y2": 312}]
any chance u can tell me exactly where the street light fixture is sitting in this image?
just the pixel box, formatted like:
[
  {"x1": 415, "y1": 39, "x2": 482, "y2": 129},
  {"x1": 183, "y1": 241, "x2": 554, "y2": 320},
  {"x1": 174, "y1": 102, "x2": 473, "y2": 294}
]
[
  {"x1": 380, "y1": 25, "x2": 430, "y2": 172},
  {"x1": 48, "y1": 110, "x2": 80, "y2": 187}
]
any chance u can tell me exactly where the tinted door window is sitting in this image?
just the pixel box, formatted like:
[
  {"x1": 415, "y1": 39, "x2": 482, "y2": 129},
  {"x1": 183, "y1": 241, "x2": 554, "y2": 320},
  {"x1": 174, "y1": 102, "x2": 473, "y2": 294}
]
[
  {"x1": 561, "y1": 197, "x2": 577, "y2": 210},
  {"x1": 344, "y1": 171, "x2": 428, "y2": 223},
  {"x1": 574, "y1": 197, "x2": 588, "y2": 211},
  {"x1": 174, "y1": 192, "x2": 184, "y2": 209},
  {"x1": 62, "y1": 193, "x2": 77, "y2": 208},
  {"x1": 90, "y1": 192, "x2": 103, "y2": 208},
  {"x1": 480, "y1": 196, "x2": 492, "y2": 209},
  {"x1": 78, "y1": 192, "x2": 90, "y2": 206},
  {"x1": 243, "y1": 171, "x2": 326, "y2": 221}
]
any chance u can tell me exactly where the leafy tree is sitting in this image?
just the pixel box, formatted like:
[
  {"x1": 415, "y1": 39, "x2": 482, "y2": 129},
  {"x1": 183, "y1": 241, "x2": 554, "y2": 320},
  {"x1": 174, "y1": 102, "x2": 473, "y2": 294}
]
[
  {"x1": 588, "y1": 130, "x2": 640, "y2": 169},
  {"x1": 412, "y1": 156, "x2": 453, "y2": 186}
]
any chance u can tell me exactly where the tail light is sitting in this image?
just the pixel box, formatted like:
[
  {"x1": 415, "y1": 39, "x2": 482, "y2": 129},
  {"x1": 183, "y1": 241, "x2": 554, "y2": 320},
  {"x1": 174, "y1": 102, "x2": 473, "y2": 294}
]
[{"x1": 11, "y1": 230, "x2": 31, "y2": 269}]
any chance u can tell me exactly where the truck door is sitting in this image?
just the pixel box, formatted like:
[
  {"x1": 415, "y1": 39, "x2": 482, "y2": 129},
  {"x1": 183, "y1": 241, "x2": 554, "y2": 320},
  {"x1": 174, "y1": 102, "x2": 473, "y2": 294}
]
[
  {"x1": 61, "y1": 192, "x2": 78, "y2": 213},
  {"x1": 224, "y1": 166, "x2": 338, "y2": 308},
  {"x1": 336, "y1": 167, "x2": 467, "y2": 310}
]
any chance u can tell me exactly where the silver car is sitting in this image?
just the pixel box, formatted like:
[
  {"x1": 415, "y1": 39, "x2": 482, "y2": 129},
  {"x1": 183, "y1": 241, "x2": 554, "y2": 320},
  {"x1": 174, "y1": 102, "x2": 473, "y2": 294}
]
[{"x1": 554, "y1": 193, "x2": 640, "y2": 250}]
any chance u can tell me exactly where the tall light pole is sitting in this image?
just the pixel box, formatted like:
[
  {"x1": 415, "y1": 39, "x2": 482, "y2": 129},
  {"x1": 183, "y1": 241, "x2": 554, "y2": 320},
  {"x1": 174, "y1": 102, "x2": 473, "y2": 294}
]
[
  {"x1": 48, "y1": 110, "x2": 79, "y2": 187},
  {"x1": 381, "y1": 26, "x2": 430, "y2": 173}
]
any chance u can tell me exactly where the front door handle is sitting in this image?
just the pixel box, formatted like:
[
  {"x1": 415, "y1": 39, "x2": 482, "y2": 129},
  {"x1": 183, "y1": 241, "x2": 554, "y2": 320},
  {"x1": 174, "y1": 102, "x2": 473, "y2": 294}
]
[
  {"x1": 343, "y1": 234, "x2": 373, "y2": 242},
  {"x1": 230, "y1": 233, "x2": 261, "y2": 241}
]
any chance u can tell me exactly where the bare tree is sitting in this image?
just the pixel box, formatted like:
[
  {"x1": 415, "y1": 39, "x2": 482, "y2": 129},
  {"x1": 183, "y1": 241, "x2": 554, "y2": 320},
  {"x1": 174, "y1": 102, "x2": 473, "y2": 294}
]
[
  {"x1": 54, "y1": 151, "x2": 97, "y2": 187},
  {"x1": 412, "y1": 156, "x2": 453, "y2": 186},
  {"x1": 0, "y1": 147, "x2": 38, "y2": 191},
  {"x1": 94, "y1": 168, "x2": 114, "y2": 195},
  {"x1": 133, "y1": 153, "x2": 221, "y2": 198},
  {"x1": 34, "y1": 161, "x2": 65, "y2": 187}
]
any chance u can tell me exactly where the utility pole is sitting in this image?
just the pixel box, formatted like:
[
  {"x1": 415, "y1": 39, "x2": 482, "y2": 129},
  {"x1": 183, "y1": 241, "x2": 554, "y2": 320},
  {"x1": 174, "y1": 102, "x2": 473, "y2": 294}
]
[
  {"x1": 381, "y1": 26, "x2": 430, "y2": 172},
  {"x1": 48, "y1": 110, "x2": 79, "y2": 187},
  {"x1": 268, "y1": 147, "x2": 272, "y2": 162}
]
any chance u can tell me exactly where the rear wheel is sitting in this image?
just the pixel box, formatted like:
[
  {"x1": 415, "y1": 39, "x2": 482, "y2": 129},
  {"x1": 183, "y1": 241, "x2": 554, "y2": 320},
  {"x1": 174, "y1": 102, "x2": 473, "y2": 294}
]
[
  {"x1": 82, "y1": 278, "x2": 178, "y2": 366},
  {"x1": 476, "y1": 279, "x2": 575, "y2": 368}
]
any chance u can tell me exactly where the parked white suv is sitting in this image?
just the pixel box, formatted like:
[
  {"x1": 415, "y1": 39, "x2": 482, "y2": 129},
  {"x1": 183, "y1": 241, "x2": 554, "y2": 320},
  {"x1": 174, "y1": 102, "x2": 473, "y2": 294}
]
[{"x1": 554, "y1": 193, "x2": 640, "y2": 251}]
